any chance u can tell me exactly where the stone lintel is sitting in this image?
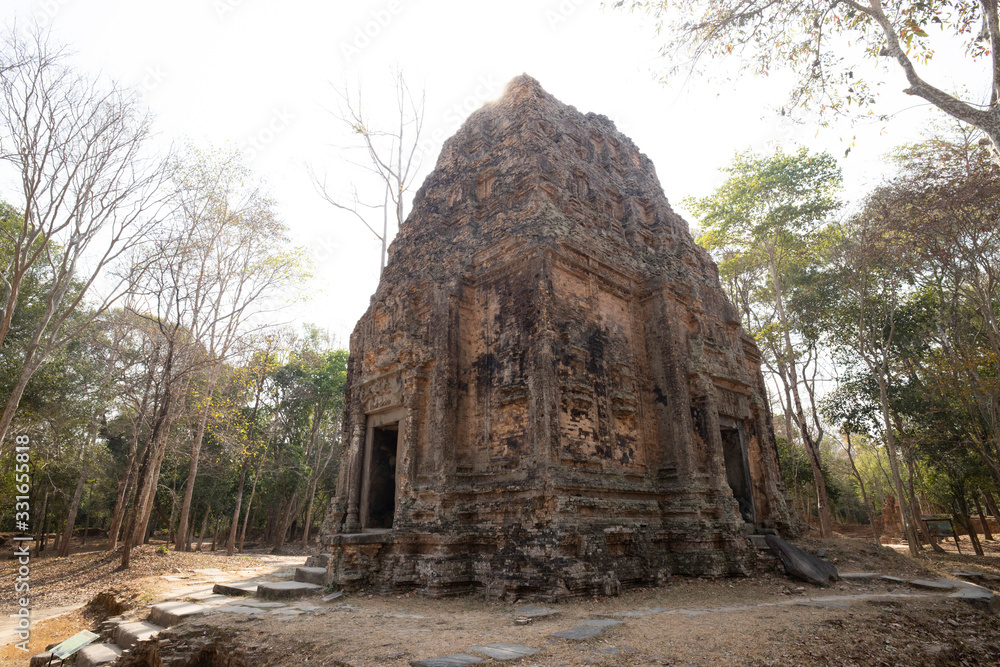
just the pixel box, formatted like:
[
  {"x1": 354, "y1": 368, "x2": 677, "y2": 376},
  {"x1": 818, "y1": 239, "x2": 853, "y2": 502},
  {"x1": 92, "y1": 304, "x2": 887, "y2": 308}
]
[{"x1": 326, "y1": 531, "x2": 392, "y2": 546}]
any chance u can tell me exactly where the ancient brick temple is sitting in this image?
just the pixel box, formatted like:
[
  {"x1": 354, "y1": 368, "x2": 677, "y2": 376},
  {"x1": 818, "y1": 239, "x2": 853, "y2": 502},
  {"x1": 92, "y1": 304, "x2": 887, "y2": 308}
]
[{"x1": 315, "y1": 75, "x2": 796, "y2": 599}]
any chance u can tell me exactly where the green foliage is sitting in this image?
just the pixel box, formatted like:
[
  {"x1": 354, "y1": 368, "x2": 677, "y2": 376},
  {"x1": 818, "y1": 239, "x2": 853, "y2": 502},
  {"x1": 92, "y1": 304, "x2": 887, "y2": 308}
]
[{"x1": 689, "y1": 147, "x2": 842, "y2": 254}]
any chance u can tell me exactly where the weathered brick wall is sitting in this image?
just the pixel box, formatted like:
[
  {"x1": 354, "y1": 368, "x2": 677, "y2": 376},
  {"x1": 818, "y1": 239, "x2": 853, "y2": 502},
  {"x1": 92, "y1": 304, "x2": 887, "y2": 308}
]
[{"x1": 316, "y1": 75, "x2": 797, "y2": 600}]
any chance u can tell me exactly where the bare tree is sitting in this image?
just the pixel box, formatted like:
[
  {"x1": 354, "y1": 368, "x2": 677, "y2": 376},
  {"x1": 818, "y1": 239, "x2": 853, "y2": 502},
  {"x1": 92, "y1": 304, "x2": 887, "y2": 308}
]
[
  {"x1": 623, "y1": 0, "x2": 1000, "y2": 164},
  {"x1": 312, "y1": 69, "x2": 425, "y2": 273},
  {"x1": 173, "y1": 146, "x2": 305, "y2": 551},
  {"x1": 0, "y1": 29, "x2": 168, "y2": 451},
  {"x1": 119, "y1": 147, "x2": 301, "y2": 567}
]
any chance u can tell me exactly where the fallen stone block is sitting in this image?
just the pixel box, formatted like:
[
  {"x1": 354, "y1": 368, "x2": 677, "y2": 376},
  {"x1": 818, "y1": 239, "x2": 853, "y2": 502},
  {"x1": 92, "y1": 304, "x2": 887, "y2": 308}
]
[
  {"x1": 607, "y1": 610, "x2": 653, "y2": 617},
  {"x1": 76, "y1": 643, "x2": 122, "y2": 667},
  {"x1": 113, "y1": 621, "x2": 164, "y2": 649},
  {"x1": 232, "y1": 600, "x2": 287, "y2": 608},
  {"x1": 467, "y1": 643, "x2": 539, "y2": 660},
  {"x1": 148, "y1": 601, "x2": 205, "y2": 627},
  {"x1": 256, "y1": 580, "x2": 323, "y2": 600},
  {"x1": 213, "y1": 580, "x2": 259, "y2": 596},
  {"x1": 909, "y1": 579, "x2": 956, "y2": 591},
  {"x1": 551, "y1": 626, "x2": 605, "y2": 640},
  {"x1": 513, "y1": 605, "x2": 560, "y2": 619},
  {"x1": 950, "y1": 587, "x2": 1000, "y2": 613},
  {"x1": 410, "y1": 654, "x2": 484, "y2": 666},
  {"x1": 209, "y1": 605, "x2": 263, "y2": 615},
  {"x1": 294, "y1": 566, "x2": 328, "y2": 586},
  {"x1": 765, "y1": 535, "x2": 839, "y2": 587},
  {"x1": 580, "y1": 619, "x2": 623, "y2": 627},
  {"x1": 188, "y1": 588, "x2": 225, "y2": 601}
]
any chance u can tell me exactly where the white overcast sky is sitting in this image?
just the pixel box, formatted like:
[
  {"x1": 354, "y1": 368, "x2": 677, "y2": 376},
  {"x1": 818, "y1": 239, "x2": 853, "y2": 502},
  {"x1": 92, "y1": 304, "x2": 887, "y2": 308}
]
[{"x1": 1, "y1": 0, "x2": 989, "y2": 345}]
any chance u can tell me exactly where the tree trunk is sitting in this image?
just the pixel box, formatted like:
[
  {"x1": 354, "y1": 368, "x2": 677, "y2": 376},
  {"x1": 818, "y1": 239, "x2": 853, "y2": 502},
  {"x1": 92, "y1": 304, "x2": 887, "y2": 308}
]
[
  {"x1": 130, "y1": 431, "x2": 171, "y2": 548},
  {"x1": 239, "y1": 447, "x2": 268, "y2": 552},
  {"x1": 197, "y1": 506, "x2": 210, "y2": 551},
  {"x1": 176, "y1": 371, "x2": 220, "y2": 551},
  {"x1": 845, "y1": 432, "x2": 881, "y2": 546},
  {"x1": 82, "y1": 484, "x2": 91, "y2": 545},
  {"x1": 57, "y1": 468, "x2": 87, "y2": 558},
  {"x1": 34, "y1": 491, "x2": 49, "y2": 557},
  {"x1": 122, "y1": 425, "x2": 165, "y2": 568},
  {"x1": 956, "y1": 497, "x2": 985, "y2": 556},
  {"x1": 902, "y1": 445, "x2": 943, "y2": 552},
  {"x1": 212, "y1": 518, "x2": 220, "y2": 552},
  {"x1": 0, "y1": 360, "x2": 38, "y2": 454},
  {"x1": 167, "y1": 492, "x2": 177, "y2": 546},
  {"x1": 126, "y1": 352, "x2": 188, "y2": 561},
  {"x1": 272, "y1": 493, "x2": 300, "y2": 552},
  {"x1": 875, "y1": 374, "x2": 920, "y2": 555},
  {"x1": 226, "y1": 462, "x2": 249, "y2": 556},
  {"x1": 767, "y1": 257, "x2": 832, "y2": 537},
  {"x1": 108, "y1": 373, "x2": 153, "y2": 551},
  {"x1": 975, "y1": 494, "x2": 994, "y2": 541},
  {"x1": 302, "y1": 477, "x2": 320, "y2": 548},
  {"x1": 984, "y1": 489, "x2": 1000, "y2": 525}
]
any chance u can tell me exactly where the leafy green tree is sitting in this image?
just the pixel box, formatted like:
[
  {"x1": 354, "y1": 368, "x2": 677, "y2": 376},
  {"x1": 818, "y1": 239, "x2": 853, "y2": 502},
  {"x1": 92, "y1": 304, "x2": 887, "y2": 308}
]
[
  {"x1": 690, "y1": 146, "x2": 842, "y2": 536},
  {"x1": 256, "y1": 328, "x2": 347, "y2": 551}
]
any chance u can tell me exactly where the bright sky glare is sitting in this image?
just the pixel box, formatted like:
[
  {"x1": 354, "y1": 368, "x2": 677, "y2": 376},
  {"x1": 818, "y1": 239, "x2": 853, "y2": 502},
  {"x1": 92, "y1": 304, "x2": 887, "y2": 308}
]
[{"x1": 1, "y1": 0, "x2": 988, "y2": 345}]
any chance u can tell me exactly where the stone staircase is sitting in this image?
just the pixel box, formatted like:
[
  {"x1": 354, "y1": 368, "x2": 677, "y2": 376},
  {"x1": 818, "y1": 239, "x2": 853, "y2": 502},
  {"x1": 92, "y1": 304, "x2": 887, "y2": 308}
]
[{"x1": 30, "y1": 565, "x2": 324, "y2": 667}]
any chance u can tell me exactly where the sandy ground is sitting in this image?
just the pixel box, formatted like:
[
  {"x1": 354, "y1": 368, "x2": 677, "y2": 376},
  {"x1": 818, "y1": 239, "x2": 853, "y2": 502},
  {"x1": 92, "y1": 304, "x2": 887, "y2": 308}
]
[
  {"x1": 4, "y1": 530, "x2": 1000, "y2": 666},
  {"x1": 0, "y1": 538, "x2": 306, "y2": 664}
]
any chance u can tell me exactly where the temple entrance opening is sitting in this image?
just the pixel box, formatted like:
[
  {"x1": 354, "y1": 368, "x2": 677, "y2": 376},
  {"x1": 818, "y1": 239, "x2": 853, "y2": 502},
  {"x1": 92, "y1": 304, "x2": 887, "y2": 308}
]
[
  {"x1": 721, "y1": 424, "x2": 755, "y2": 524},
  {"x1": 363, "y1": 421, "x2": 398, "y2": 530}
]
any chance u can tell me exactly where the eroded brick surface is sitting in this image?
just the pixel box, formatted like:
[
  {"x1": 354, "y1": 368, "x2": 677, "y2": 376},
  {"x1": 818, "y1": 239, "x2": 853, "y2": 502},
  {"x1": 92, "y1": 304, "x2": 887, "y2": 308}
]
[{"x1": 316, "y1": 75, "x2": 798, "y2": 600}]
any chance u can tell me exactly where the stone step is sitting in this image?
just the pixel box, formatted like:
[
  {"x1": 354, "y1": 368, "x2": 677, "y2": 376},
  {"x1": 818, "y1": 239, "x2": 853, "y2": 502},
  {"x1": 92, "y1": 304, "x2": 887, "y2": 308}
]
[
  {"x1": 411, "y1": 654, "x2": 484, "y2": 667},
  {"x1": 113, "y1": 620, "x2": 165, "y2": 648},
  {"x1": 148, "y1": 601, "x2": 206, "y2": 626},
  {"x1": 213, "y1": 580, "x2": 259, "y2": 596},
  {"x1": 467, "y1": 644, "x2": 539, "y2": 660},
  {"x1": 76, "y1": 643, "x2": 122, "y2": 667},
  {"x1": 256, "y1": 580, "x2": 324, "y2": 600},
  {"x1": 294, "y1": 566, "x2": 327, "y2": 586},
  {"x1": 305, "y1": 552, "x2": 332, "y2": 569}
]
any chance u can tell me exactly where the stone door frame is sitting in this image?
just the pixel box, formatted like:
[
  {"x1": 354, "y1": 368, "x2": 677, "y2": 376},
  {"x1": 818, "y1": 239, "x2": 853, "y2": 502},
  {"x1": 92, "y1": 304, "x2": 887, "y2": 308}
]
[
  {"x1": 719, "y1": 416, "x2": 756, "y2": 525},
  {"x1": 359, "y1": 406, "x2": 407, "y2": 530}
]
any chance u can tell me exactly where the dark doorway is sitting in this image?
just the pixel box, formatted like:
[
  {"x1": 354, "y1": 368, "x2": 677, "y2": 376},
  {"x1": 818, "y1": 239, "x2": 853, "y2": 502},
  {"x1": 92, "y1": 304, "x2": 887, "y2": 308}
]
[
  {"x1": 721, "y1": 426, "x2": 755, "y2": 523},
  {"x1": 365, "y1": 423, "x2": 398, "y2": 529}
]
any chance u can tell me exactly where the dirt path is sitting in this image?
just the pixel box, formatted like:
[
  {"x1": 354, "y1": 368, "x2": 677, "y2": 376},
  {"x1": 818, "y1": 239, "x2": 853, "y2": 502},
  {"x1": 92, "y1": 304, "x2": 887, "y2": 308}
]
[
  {"x1": 0, "y1": 544, "x2": 305, "y2": 664},
  {"x1": 125, "y1": 577, "x2": 1000, "y2": 667},
  {"x1": 4, "y1": 533, "x2": 1000, "y2": 666}
]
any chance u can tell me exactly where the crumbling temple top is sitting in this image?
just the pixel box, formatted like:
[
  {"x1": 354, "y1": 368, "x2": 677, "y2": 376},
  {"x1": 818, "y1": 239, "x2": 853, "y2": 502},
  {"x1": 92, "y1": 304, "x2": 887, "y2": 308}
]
[{"x1": 315, "y1": 74, "x2": 797, "y2": 599}]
